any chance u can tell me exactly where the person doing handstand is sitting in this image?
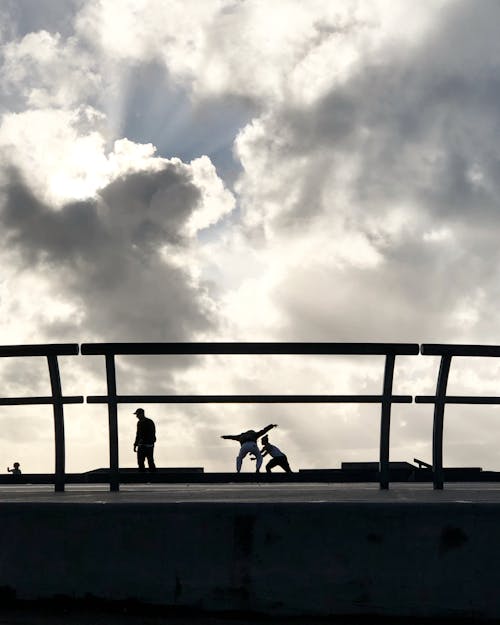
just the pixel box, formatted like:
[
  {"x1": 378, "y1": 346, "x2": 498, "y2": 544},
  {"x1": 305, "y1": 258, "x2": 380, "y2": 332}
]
[
  {"x1": 221, "y1": 424, "x2": 277, "y2": 472},
  {"x1": 260, "y1": 435, "x2": 292, "y2": 473}
]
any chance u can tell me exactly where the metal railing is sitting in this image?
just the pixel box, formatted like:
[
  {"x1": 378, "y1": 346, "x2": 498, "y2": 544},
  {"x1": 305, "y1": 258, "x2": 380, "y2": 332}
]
[
  {"x1": 80, "y1": 342, "x2": 419, "y2": 491},
  {"x1": 6, "y1": 341, "x2": 497, "y2": 493},
  {"x1": 416, "y1": 344, "x2": 500, "y2": 490},
  {"x1": 0, "y1": 344, "x2": 83, "y2": 491}
]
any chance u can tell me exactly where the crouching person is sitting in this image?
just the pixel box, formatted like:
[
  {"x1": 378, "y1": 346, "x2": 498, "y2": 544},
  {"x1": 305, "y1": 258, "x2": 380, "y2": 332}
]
[{"x1": 261, "y1": 435, "x2": 292, "y2": 473}]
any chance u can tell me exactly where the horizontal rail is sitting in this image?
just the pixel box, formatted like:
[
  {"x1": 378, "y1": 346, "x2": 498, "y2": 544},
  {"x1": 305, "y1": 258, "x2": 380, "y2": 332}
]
[
  {"x1": 0, "y1": 344, "x2": 80, "y2": 357},
  {"x1": 416, "y1": 396, "x2": 500, "y2": 405},
  {"x1": 81, "y1": 342, "x2": 420, "y2": 356},
  {"x1": 421, "y1": 344, "x2": 500, "y2": 357},
  {"x1": 87, "y1": 394, "x2": 414, "y2": 404},
  {"x1": 0, "y1": 396, "x2": 83, "y2": 406}
]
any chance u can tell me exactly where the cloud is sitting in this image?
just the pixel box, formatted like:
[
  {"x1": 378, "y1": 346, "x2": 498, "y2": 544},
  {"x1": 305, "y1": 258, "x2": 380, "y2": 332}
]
[
  {"x1": 0, "y1": 107, "x2": 110, "y2": 203},
  {"x1": 0, "y1": 154, "x2": 229, "y2": 342},
  {"x1": 2, "y1": 29, "x2": 100, "y2": 109},
  {"x1": 75, "y1": 0, "x2": 452, "y2": 105},
  {"x1": 2, "y1": 1, "x2": 500, "y2": 473},
  {"x1": 216, "y1": 0, "x2": 500, "y2": 348}
]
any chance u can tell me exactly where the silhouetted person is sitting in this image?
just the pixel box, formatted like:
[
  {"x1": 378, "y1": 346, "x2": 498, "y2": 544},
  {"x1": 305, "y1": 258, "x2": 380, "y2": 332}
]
[
  {"x1": 7, "y1": 462, "x2": 21, "y2": 475},
  {"x1": 260, "y1": 435, "x2": 292, "y2": 473},
  {"x1": 133, "y1": 408, "x2": 157, "y2": 472},
  {"x1": 221, "y1": 424, "x2": 277, "y2": 472}
]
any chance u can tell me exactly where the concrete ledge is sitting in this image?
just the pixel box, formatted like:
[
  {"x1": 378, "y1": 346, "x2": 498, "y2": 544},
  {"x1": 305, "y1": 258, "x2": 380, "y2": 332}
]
[
  {"x1": 3, "y1": 468, "x2": 500, "y2": 486},
  {"x1": 0, "y1": 500, "x2": 498, "y2": 619}
]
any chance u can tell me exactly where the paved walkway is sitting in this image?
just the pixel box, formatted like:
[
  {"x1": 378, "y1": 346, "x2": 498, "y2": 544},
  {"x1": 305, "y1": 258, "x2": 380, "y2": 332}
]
[{"x1": 1, "y1": 482, "x2": 500, "y2": 503}]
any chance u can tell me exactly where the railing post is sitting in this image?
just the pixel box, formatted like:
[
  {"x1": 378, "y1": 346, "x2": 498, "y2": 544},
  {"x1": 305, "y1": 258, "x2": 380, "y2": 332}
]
[
  {"x1": 46, "y1": 354, "x2": 65, "y2": 492},
  {"x1": 432, "y1": 354, "x2": 452, "y2": 490},
  {"x1": 105, "y1": 354, "x2": 120, "y2": 492},
  {"x1": 379, "y1": 354, "x2": 395, "y2": 490}
]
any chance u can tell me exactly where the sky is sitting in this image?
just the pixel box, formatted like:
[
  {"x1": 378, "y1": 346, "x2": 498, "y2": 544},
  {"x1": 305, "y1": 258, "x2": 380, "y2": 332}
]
[{"x1": 1, "y1": 0, "x2": 500, "y2": 474}]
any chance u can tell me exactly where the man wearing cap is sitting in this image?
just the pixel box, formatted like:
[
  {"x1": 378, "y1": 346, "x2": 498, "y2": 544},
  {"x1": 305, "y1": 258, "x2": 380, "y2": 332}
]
[{"x1": 133, "y1": 408, "x2": 157, "y2": 472}]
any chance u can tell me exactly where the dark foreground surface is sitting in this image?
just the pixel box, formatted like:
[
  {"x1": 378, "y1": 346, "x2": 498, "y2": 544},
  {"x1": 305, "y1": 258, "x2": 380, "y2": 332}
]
[
  {"x1": 1, "y1": 602, "x2": 498, "y2": 625},
  {"x1": 1, "y1": 483, "x2": 499, "y2": 622},
  {"x1": 1, "y1": 605, "x2": 499, "y2": 625}
]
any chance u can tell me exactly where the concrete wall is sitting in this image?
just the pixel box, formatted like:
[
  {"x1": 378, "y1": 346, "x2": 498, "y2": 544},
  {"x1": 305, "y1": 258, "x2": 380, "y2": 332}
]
[{"x1": 0, "y1": 501, "x2": 497, "y2": 619}]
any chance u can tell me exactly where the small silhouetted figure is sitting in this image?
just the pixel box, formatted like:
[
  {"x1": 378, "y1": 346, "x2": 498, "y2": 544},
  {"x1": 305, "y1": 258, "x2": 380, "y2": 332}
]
[
  {"x1": 260, "y1": 435, "x2": 292, "y2": 473},
  {"x1": 133, "y1": 408, "x2": 157, "y2": 472},
  {"x1": 221, "y1": 424, "x2": 277, "y2": 472},
  {"x1": 7, "y1": 462, "x2": 21, "y2": 475}
]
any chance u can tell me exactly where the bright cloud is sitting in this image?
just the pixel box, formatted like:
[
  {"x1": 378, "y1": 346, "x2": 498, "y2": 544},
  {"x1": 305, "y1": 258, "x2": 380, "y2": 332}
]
[{"x1": 1, "y1": 0, "x2": 500, "y2": 473}]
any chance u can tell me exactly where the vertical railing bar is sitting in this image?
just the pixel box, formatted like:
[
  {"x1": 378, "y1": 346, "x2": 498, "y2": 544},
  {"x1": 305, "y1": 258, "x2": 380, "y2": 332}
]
[
  {"x1": 379, "y1": 353, "x2": 396, "y2": 490},
  {"x1": 432, "y1": 354, "x2": 452, "y2": 490},
  {"x1": 105, "y1": 354, "x2": 120, "y2": 492},
  {"x1": 46, "y1": 354, "x2": 65, "y2": 493}
]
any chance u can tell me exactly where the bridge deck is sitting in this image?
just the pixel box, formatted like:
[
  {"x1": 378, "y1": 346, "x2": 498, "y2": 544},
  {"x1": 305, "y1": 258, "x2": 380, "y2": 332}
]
[{"x1": 2, "y1": 482, "x2": 500, "y2": 503}]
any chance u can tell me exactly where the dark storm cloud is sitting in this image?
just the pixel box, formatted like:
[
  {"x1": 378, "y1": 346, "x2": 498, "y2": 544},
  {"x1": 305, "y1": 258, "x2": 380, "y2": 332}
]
[
  {"x1": 3, "y1": 178, "x2": 105, "y2": 263},
  {"x1": 0, "y1": 165, "x2": 214, "y2": 341}
]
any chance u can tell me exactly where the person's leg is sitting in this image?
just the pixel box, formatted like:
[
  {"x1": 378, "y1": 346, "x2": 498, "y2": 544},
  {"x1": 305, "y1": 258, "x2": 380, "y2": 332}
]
[
  {"x1": 146, "y1": 447, "x2": 156, "y2": 472},
  {"x1": 266, "y1": 457, "x2": 279, "y2": 473},
  {"x1": 237, "y1": 442, "x2": 256, "y2": 472},
  {"x1": 137, "y1": 447, "x2": 146, "y2": 471},
  {"x1": 253, "y1": 446, "x2": 263, "y2": 472},
  {"x1": 279, "y1": 455, "x2": 292, "y2": 473},
  {"x1": 236, "y1": 447, "x2": 248, "y2": 472}
]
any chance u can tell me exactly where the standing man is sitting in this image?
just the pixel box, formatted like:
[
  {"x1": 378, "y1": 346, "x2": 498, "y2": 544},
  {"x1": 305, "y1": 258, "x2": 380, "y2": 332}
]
[
  {"x1": 221, "y1": 424, "x2": 277, "y2": 472},
  {"x1": 133, "y1": 408, "x2": 157, "y2": 472}
]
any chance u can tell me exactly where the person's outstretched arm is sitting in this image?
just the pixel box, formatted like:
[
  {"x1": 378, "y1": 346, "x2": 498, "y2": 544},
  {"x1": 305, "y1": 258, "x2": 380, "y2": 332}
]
[
  {"x1": 256, "y1": 424, "x2": 277, "y2": 438},
  {"x1": 221, "y1": 434, "x2": 241, "y2": 441}
]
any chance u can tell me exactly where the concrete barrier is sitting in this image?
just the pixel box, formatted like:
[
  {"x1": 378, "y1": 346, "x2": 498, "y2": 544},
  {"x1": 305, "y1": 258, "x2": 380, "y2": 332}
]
[{"x1": 0, "y1": 501, "x2": 497, "y2": 619}]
